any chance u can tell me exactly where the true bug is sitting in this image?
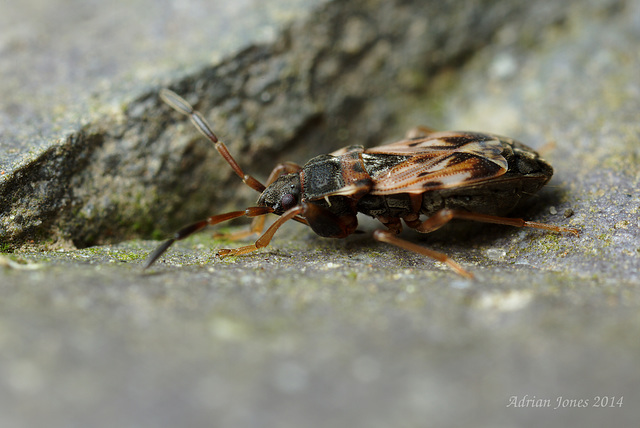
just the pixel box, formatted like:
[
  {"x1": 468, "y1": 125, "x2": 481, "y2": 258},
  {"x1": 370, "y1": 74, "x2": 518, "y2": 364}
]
[{"x1": 144, "y1": 89, "x2": 579, "y2": 278}]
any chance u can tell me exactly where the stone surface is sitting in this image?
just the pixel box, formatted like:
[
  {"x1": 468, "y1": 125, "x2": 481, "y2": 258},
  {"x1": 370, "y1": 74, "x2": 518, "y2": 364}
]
[
  {"x1": 0, "y1": 0, "x2": 327, "y2": 248},
  {"x1": 1, "y1": 0, "x2": 639, "y2": 427}
]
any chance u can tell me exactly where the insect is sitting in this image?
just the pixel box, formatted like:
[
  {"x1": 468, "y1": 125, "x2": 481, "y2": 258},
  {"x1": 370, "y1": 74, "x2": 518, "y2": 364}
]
[{"x1": 144, "y1": 89, "x2": 579, "y2": 278}]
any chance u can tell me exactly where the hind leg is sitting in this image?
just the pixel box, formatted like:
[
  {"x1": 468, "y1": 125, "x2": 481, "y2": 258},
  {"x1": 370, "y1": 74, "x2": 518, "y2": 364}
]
[
  {"x1": 373, "y1": 229, "x2": 473, "y2": 279},
  {"x1": 408, "y1": 209, "x2": 579, "y2": 235}
]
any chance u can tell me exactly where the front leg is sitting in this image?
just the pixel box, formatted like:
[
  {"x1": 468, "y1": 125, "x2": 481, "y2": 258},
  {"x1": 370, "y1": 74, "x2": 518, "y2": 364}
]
[
  {"x1": 212, "y1": 215, "x2": 267, "y2": 241},
  {"x1": 217, "y1": 205, "x2": 304, "y2": 257},
  {"x1": 144, "y1": 206, "x2": 274, "y2": 269}
]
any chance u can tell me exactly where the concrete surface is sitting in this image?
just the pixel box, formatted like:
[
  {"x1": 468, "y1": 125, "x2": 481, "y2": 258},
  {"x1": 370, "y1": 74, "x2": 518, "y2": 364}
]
[{"x1": 1, "y1": 0, "x2": 639, "y2": 427}]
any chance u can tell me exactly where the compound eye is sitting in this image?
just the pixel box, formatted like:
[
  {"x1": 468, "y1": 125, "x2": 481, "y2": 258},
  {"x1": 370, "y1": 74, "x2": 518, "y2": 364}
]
[{"x1": 280, "y1": 193, "x2": 297, "y2": 211}]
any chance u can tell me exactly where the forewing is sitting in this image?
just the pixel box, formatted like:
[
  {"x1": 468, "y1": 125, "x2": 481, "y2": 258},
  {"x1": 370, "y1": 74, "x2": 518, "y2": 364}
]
[{"x1": 369, "y1": 132, "x2": 508, "y2": 195}]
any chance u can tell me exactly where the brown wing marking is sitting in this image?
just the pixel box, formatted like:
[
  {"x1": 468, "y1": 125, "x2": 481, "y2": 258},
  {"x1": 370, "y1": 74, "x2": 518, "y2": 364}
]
[
  {"x1": 366, "y1": 131, "x2": 491, "y2": 155},
  {"x1": 370, "y1": 135, "x2": 508, "y2": 195}
]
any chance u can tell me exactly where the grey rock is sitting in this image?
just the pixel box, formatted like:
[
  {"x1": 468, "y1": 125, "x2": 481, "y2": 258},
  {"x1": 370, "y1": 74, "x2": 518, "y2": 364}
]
[{"x1": 3, "y1": 0, "x2": 551, "y2": 249}]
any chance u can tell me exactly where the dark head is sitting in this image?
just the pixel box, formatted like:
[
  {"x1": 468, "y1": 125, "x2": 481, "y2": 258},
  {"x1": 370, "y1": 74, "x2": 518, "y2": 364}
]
[
  {"x1": 506, "y1": 139, "x2": 554, "y2": 186},
  {"x1": 257, "y1": 173, "x2": 302, "y2": 214}
]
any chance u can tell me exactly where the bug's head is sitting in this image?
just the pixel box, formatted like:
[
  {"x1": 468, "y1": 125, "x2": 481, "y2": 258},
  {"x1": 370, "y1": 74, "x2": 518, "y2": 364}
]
[{"x1": 257, "y1": 173, "x2": 302, "y2": 214}]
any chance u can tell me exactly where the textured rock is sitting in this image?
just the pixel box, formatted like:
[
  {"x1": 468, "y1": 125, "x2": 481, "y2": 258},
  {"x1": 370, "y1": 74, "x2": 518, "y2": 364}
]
[{"x1": 2, "y1": 0, "x2": 557, "y2": 250}]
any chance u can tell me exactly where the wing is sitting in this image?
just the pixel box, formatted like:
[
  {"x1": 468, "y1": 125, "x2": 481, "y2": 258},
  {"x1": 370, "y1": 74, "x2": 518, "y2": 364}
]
[{"x1": 367, "y1": 131, "x2": 509, "y2": 195}]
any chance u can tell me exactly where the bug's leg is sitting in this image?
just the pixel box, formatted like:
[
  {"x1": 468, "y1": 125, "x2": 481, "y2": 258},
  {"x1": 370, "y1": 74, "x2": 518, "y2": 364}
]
[
  {"x1": 410, "y1": 209, "x2": 580, "y2": 235},
  {"x1": 373, "y1": 230, "x2": 474, "y2": 279},
  {"x1": 217, "y1": 206, "x2": 305, "y2": 257},
  {"x1": 212, "y1": 215, "x2": 267, "y2": 241},
  {"x1": 405, "y1": 125, "x2": 438, "y2": 138},
  {"x1": 143, "y1": 206, "x2": 274, "y2": 269},
  {"x1": 377, "y1": 216, "x2": 403, "y2": 235},
  {"x1": 160, "y1": 89, "x2": 266, "y2": 193},
  {"x1": 402, "y1": 194, "x2": 423, "y2": 229}
]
